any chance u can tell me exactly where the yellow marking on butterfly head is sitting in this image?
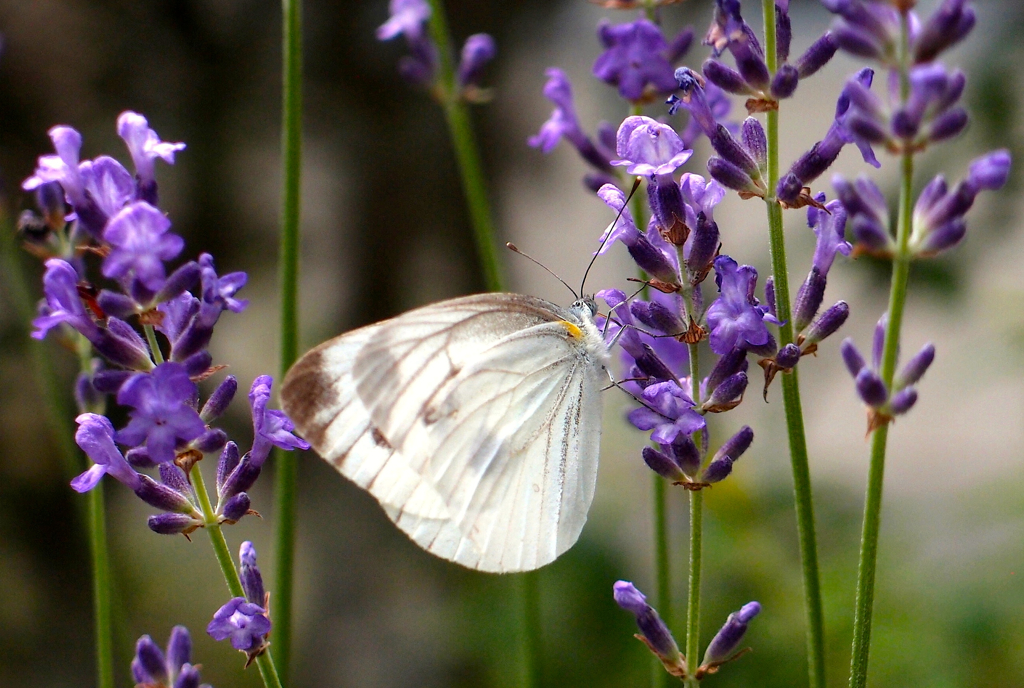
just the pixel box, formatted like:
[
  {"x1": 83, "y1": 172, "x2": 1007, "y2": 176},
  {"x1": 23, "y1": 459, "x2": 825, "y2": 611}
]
[{"x1": 559, "y1": 320, "x2": 584, "y2": 339}]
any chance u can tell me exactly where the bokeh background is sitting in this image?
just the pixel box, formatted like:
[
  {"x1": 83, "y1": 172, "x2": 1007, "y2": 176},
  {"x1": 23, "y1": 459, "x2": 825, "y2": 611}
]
[{"x1": 1, "y1": 0, "x2": 1022, "y2": 686}]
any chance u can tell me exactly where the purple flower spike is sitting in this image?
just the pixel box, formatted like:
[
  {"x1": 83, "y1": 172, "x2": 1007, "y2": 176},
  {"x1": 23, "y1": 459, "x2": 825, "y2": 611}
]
[
  {"x1": 613, "y1": 581, "x2": 684, "y2": 672},
  {"x1": 116, "y1": 111, "x2": 185, "y2": 201},
  {"x1": 629, "y1": 381, "x2": 706, "y2": 445},
  {"x1": 612, "y1": 116, "x2": 692, "y2": 177},
  {"x1": 529, "y1": 69, "x2": 612, "y2": 173},
  {"x1": 702, "y1": 601, "x2": 761, "y2": 668},
  {"x1": 239, "y1": 541, "x2": 266, "y2": 606},
  {"x1": 249, "y1": 375, "x2": 310, "y2": 467},
  {"x1": 32, "y1": 259, "x2": 99, "y2": 341},
  {"x1": 72, "y1": 413, "x2": 142, "y2": 492},
  {"x1": 132, "y1": 627, "x2": 207, "y2": 688},
  {"x1": 207, "y1": 597, "x2": 272, "y2": 655},
  {"x1": 593, "y1": 19, "x2": 677, "y2": 102},
  {"x1": 116, "y1": 362, "x2": 207, "y2": 464},
  {"x1": 102, "y1": 202, "x2": 184, "y2": 292},
  {"x1": 457, "y1": 34, "x2": 496, "y2": 88},
  {"x1": 706, "y1": 256, "x2": 772, "y2": 355},
  {"x1": 377, "y1": 0, "x2": 430, "y2": 41}
]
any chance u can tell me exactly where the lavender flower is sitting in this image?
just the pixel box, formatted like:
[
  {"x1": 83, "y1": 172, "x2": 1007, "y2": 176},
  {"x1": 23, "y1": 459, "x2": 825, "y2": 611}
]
[
  {"x1": 249, "y1": 375, "x2": 309, "y2": 466},
  {"x1": 71, "y1": 413, "x2": 142, "y2": 492},
  {"x1": 706, "y1": 256, "x2": 777, "y2": 355},
  {"x1": 792, "y1": 195, "x2": 849, "y2": 332},
  {"x1": 457, "y1": 34, "x2": 496, "y2": 89},
  {"x1": 377, "y1": 0, "x2": 437, "y2": 86},
  {"x1": 701, "y1": 426, "x2": 753, "y2": 483},
  {"x1": 115, "y1": 362, "x2": 206, "y2": 464},
  {"x1": 529, "y1": 68, "x2": 615, "y2": 177},
  {"x1": 596, "y1": 185, "x2": 679, "y2": 284},
  {"x1": 613, "y1": 581, "x2": 686, "y2": 677},
  {"x1": 22, "y1": 126, "x2": 109, "y2": 236},
  {"x1": 611, "y1": 116, "x2": 693, "y2": 177},
  {"x1": 101, "y1": 201, "x2": 184, "y2": 294},
  {"x1": 831, "y1": 174, "x2": 894, "y2": 255},
  {"x1": 628, "y1": 381, "x2": 706, "y2": 445},
  {"x1": 31, "y1": 259, "x2": 99, "y2": 342},
  {"x1": 208, "y1": 542, "x2": 271, "y2": 665},
  {"x1": 131, "y1": 626, "x2": 212, "y2": 688},
  {"x1": 593, "y1": 19, "x2": 678, "y2": 102},
  {"x1": 116, "y1": 111, "x2": 185, "y2": 204},
  {"x1": 598, "y1": 288, "x2": 689, "y2": 390}
]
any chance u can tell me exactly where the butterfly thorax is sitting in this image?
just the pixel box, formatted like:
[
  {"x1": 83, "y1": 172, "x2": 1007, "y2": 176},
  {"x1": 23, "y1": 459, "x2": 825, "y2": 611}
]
[{"x1": 567, "y1": 297, "x2": 611, "y2": 372}]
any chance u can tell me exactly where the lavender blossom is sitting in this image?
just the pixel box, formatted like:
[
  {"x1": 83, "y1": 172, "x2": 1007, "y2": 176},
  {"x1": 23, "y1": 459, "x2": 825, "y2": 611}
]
[
  {"x1": 115, "y1": 362, "x2": 206, "y2": 464},
  {"x1": 628, "y1": 381, "x2": 706, "y2": 445},
  {"x1": 793, "y1": 195, "x2": 849, "y2": 332},
  {"x1": 832, "y1": 174, "x2": 894, "y2": 254},
  {"x1": 239, "y1": 541, "x2": 267, "y2": 607},
  {"x1": 71, "y1": 413, "x2": 142, "y2": 492},
  {"x1": 596, "y1": 185, "x2": 679, "y2": 284},
  {"x1": 377, "y1": 0, "x2": 437, "y2": 86},
  {"x1": 207, "y1": 598, "x2": 271, "y2": 661},
  {"x1": 101, "y1": 201, "x2": 184, "y2": 294},
  {"x1": 31, "y1": 259, "x2": 99, "y2": 342},
  {"x1": 701, "y1": 426, "x2": 754, "y2": 484},
  {"x1": 530, "y1": 68, "x2": 615, "y2": 175},
  {"x1": 706, "y1": 256, "x2": 776, "y2": 355},
  {"x1": 593, "y1": 19, "x2": 678, "y2": 102},
  {"x1": 248, "y1": 375, "x2": 310, "y2": 466},
  {"x1": 22, "y1": 126, "x2": 108, "y2": 237},
  {"x1": 598, "y1": 289, "x2": 688, "y2": 389},
  {"x1": 116, "y1": 111, "x2": 185, "y2": 204},
  {"x1": 457, "y1": 34, "x2": 496, "y2": 89}
]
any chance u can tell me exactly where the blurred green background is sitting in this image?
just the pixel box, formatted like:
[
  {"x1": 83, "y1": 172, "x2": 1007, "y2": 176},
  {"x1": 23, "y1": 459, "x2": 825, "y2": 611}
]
[{"x1": 1, "y1": 1, "x2": 1022, "y2": 686}]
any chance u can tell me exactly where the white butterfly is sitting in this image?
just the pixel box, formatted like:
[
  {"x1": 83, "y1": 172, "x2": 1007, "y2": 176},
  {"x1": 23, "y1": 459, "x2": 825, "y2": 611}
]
[{"x1": 281, "y1": 292, "x2": 612, "y2": 573}]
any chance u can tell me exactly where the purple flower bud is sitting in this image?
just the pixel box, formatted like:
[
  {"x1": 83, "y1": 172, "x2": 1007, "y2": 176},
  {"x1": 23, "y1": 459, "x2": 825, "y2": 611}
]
[
  {"x1": 670, "y1": 68, "x2": 718, "y2": 136},
  {"x1": 179, "y1": 350, "x2": 213, "y2": 378},
  {"x1": 872, "y1": 313, "x2": 887, "y2": 371},
  {"x1": 764, "y1": 277, "x2": 777, "y2": 319},
  {"x1": 917, "y1": 218, "x2": 967, "y2": 254},
  {"x1": 670, "y1": 435, "x2": 702, "y2": 477},
  {"x1": 239, "y1": 541, "x2": 266, "y2": 605},
  {"x1": 194, "y1": 428, "x2": 228, "y2": 454},
  {"x1": 889, "y1": 387, "x2": 918, "y2": 415},
  {"x1": 667, "y1": 27, "x2": 695, "y2": 63},
  {"x1": 775, "y1": 343, "x2": 801, "y2": 370},
  {"x1": 704, "y1": 348, "x2": 748, "y2": 397},
  {"x1": 134, "y1": 473, "x2": 197, "y2": 514},
  {"x1": 711, "y1": 125, "x2": 759, "y2": 179},
  {"x1": 91, "y1": 317, "x2": 154, "y2": 371},
  {"x1": 207, "y1": 597, "x2": 271, "y2": 653},
  {"x1": 840, "y1": 338, "x2": 866, "y2": 376},
  {"x1": 927, "y1": 108, "x2": 968, "y2": 143},
  {"x1": 913, "y1": 0, "x2": 975, "y2": 64},
  {"x1": 968, "y1": 149, "x2": 1012, "y2": 192},
  {"x1": 630, "y1": 234, "x2": 681, "y2": 285},
  {"x1": 643, "y1": 446, "x2": 685, "y2": 482},
  {"x1": 702, "y1": 59, "x2": 755, "y2": 95},
  {"x1": 133, "y1": 635, "x2": 167, "y2": 684},
  {"x1": 714, "y1": 425, "x2": 754, "y2": 465},
  {"x1": 148, "y1": 512, "x2": 203, "y2": 535},
  {"x1": 166, "y1": 625, "x2": 192, "y2": 675},
  {"x1": 647, "y1": 176, "x2": 689, "y2": 237},
  {"x1": 702, "y1": 601, "x2": 761, "y2": 666},
  {"x1": 803, "y1": 301, "x2": 850, "y2": 345},
  {"x1": 176, "y1": 665, "x2": 201, "y2": 688},
  {"x1": 201, "y1": 376, "x2": 238, "y2": 422},
  {"x1": 593, "y1": 19, "x2": 677, "y2": 101},
  {"x1": 702, "y1": 372, "x2": 748, "y2": 412},
  {"x1": 795, "y1": 32, "x2": 837, "y2": 78},
  {"x1": 776, "y1": 0, "x2": 792, "y2": 63},
  {"x1": 456, "y1": 34, "x2": 496, "y2": 88},
  {"x1": 770, "y1": 64, "x2": 799, "y2": 99},
  {"x1": 72, "y1": 413, "x2": 142, "y2": 492},
  {"x1": 95, "y1": 290, "x2": 137, "y2": 320},
  {"x1": 728, "y1": 28, "x2": 770, "y2": 91},
  {"x1": 153, "y1": 261, "x2": 201, "y2": 305},
  {"x1": 613, "y1": 581, "x2": 682, "y2": 663},
  {"x1": 219, "y1": 454, "x2": 263, "y2": 504},
  {"x1": 708, "y1": 157, "x2": 760, "y2": 195},
  {"x1": 896, "y1": 343, "x2": 935, "y2": 389},
  {"x1": 116, "y1": 363, "x2": 206, "y2": 464},
  {"x1": 741, "y1": 118, "x2": 767, "y2": 174},
  {"x1": 126, "y1": 446, "x2": 155, "y2": 468},
  {"x1": 793, "y1": 268, "x2": 827, "y2": 333},
  {"x1": 856, "y1": 368, "x2": 888, "y2": 408},
  {"x1": 220, "y1": 493, "x2": 251, "y2": 523},
  {"x1": 687, "y1": 213, "x2": 720, "y2": 278},
  {"x1": 702, "y1": 456, "x2": 733, "y2": 483},
  {"x1": 216, "y1": 441, "x2": 241, "y2": 494},
  {"x1": 631, "y1": 300, "x2": 685, "y2": 336},
  {"x1": 75, "y1": 365, "x2": 105, "y2": 415}
]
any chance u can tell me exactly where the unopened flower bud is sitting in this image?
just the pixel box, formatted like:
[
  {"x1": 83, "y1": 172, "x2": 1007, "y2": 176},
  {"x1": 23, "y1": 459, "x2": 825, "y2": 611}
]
[
  {"x1": 803, "y1": 301, "x2": 850, "y2": 345},
  {"x1": 643, "y1": 446, "x2": 687, "y2": 482},
  {"x1": 702, "y1": 601, "x2": 761, "y2": 667},
  {"x1": 896, "y1": 343, "x2": 935, "y2": 389}
]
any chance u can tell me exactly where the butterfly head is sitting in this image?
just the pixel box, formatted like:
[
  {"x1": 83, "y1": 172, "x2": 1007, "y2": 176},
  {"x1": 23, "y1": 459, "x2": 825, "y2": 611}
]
[{"x1": 571, "y1": 296, "x2": 599, "y2": 321}]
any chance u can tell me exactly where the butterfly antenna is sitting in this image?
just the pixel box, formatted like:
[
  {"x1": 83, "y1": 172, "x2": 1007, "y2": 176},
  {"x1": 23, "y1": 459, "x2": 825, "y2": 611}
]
[
  {"x1": 506, "y1": 243, "x2": 579, "y2": 299},
  {"x1": 580, "y1": 176, "x2": 643, "y2": 295}
]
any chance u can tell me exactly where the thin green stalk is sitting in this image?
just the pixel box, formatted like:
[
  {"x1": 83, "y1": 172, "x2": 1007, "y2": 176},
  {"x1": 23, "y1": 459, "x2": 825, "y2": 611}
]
[
  {"x1": 192, "y1": 465, "x2": 285, "y2": 688},
  {"x1": 1, "y1": 225, "x2": 115, "y2": 688},
  {"x1": 521, "y1": 571, "x2": 543, "y2": 688},
  {"x1": 848, "y1": 152, "x2": 915, "y2": 688},
  {"x1": 426, "y1": 0, "x2": 503, "y2": 292},
  {"x1": 143, "y1": 324, "x2": 164, "y2": 365},
  {"x1": 683, "y1": 308, "x2": 702, "y2": 688},
  {"x1": 274, "y1": 0, "x2": 304, "y2": 680},
  {"x1": 761, "y1": 2, "x2": 826, "y2": 686}
]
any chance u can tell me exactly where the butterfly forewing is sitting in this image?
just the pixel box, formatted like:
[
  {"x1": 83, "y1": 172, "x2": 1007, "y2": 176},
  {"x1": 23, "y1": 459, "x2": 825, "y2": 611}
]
[{"x1": 281, "y1": 293, "x2": 607, "y2": 573}]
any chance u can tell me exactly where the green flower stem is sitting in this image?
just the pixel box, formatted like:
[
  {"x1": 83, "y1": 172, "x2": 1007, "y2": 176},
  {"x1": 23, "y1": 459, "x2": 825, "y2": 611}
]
[
  {"x1": 143, "y1": 324, "x2": 164, "y2": 365},
  {"x1": 1, "y1": 224, "x2": 115, "y2": 688},
  {"x1": 684, "y1": 303, "x2": 702, "y2": 688},
  {"x1": 274, "y1": 0, "x2": 304, "y2": 680},
  {"x1": 762, "y1": 2, "x2": 827, "y2": 687},
  {"x1": 192, "y1": 465, "x2": 285, "y2": 688},
  {"x1": 426, "y1": 0, "x2": 504, "y2": 292},
  {"x1": 848, "y1": 27, "x2": 915, "y2": 679}
]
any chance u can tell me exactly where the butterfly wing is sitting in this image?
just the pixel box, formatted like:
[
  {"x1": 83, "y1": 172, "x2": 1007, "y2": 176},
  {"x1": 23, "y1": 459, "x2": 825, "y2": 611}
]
[{"x1": 282, "y1": 293, "x2": 605, "y2": 573}]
